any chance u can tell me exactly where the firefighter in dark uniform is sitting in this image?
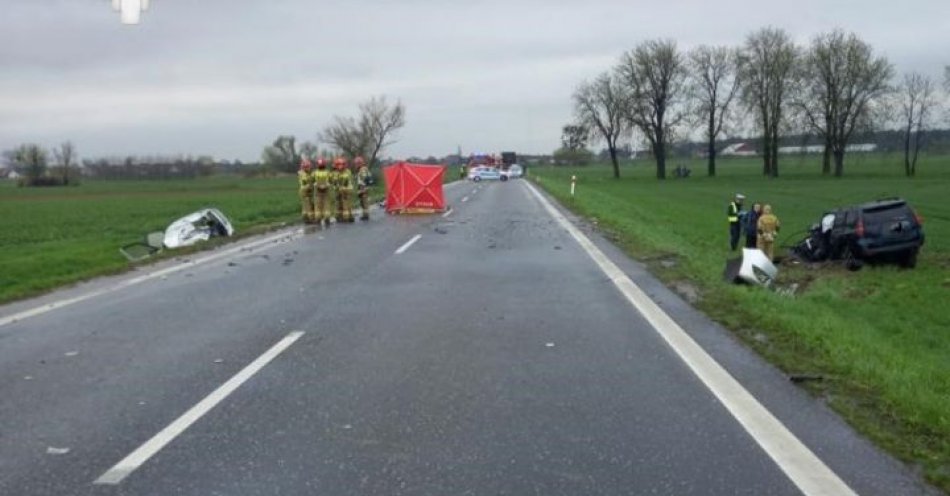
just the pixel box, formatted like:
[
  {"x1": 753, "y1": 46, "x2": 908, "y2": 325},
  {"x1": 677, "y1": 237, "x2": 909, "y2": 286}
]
[
  {"x1": 354, "y1": 156, "x2": 372, "y2": 221},
  {"x1": 728, "y1": 193, "x2": 745, "y2": 251},
  {"x1": 297, "y1": 158, "x2": 315, "y2": 224},
  {"x1": 313, "y1": 158, "x2": 331, "y2": 225}
]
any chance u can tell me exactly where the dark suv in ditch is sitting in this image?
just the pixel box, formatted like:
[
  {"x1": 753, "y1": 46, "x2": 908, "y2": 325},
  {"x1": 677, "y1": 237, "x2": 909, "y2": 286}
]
[{"x1": 826, "y1": 198, "x2": 925, "y2": 268}]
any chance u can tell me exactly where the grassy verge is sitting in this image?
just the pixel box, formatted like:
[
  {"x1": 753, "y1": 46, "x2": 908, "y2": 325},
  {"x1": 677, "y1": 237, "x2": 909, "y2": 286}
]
[{"x1": 532, "y1": 153, "x2": 950, "y2": 492}]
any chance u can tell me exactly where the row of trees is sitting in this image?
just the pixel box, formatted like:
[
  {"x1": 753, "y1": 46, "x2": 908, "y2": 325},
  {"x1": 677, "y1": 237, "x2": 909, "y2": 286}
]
[
  {"x1": 81, "y1": 155, "x2": 217, "y2": 179},
  {"x1": 570, "y1": 27, "x2": 949, "y2": 179},
  {"x1": 2, "y1": 142, "x2": 77, "y2": 186},
  {"x1": 260, "y1": 96, "x2": 406, "y2": 173}
]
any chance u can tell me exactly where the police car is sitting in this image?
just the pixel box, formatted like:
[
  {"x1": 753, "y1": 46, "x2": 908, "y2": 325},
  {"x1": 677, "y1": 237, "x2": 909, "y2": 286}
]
[{"x1": 467, "y1": 166, "x2": 506, "y2": 182}]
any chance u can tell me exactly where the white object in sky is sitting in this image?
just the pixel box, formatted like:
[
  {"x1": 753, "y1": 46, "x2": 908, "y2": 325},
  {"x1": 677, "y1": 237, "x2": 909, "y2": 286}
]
[{"x1": 109, "y1": 0, "x2": 148, "y2": 24}]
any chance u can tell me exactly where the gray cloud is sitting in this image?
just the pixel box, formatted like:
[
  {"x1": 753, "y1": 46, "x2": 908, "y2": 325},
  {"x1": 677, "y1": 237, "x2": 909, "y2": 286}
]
[{"x1": 1, "y1": 0, "x2": 947, "y2": 161}]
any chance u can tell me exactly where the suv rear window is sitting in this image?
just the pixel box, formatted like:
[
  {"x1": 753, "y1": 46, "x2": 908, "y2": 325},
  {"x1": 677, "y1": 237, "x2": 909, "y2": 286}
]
[{"x1": 863, "y1": 204, "x2": 914, "y2": 226}]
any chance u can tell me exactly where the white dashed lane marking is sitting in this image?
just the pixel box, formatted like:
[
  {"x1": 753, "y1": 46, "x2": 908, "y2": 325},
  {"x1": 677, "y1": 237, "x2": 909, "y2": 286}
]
[
  {"x1": 94, "y1": 331, "x2": 305, "y2": 485},
  {"x1": 395, "y1": 234, "x2": 422, "y2": 255}
]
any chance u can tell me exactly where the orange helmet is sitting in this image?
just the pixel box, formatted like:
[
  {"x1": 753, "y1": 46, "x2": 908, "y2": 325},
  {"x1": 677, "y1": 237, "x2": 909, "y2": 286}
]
[
  {"x1": 300, "y1": 158, "x2": 312, "y2": 170},
  {"x1": 354, "y1": 156, "x2": 366, "y2": 167},
  {"x1": 333, "y1": 157, "x2": 347, "y2": 169},
  {"x1": 316, "y1": 158, "x2": 327, "y2": 169}
]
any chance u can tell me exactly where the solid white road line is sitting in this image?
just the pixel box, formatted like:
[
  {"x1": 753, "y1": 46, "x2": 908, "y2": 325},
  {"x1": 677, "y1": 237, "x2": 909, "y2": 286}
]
[
  {"x1": 523, "y1": 181, "x2": 856, "y2": 496},
  {"x1": 442, "y1": 208, "x2": 453, "y2": 218},
  {"x1": 94, "y1": 331, "x2": 305, "y2": 485},
  {"x1": 395, "y1": 234, "x2": 422, "y2": 255},
  {"x1": 0, "y1": 229, "x2": 304, "y2": 329}
]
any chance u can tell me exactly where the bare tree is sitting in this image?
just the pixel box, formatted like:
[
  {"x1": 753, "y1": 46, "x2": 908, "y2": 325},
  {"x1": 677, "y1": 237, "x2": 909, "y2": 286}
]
[
  {"x1": 12, "y1": 144, "x2": 49, "y2": 185},
  {"x1": 945, "y1": 66, "x2": 950, "y2": 124},
  {"x1": 738, "y1": 27, "x2": 799, "y2": 178},
  {"x1": 899, "y1": 73, "x2": 937, "y2": 177},
  {"x1": 320, "y1": 116, "x2": 370, "y2": 159},
  {"x1": 321, "y1": 96, "x2": 406, "y2": 167},
  {"x1": 299, "y1": 141, "x2": 319, "y2": 160},
  {"x1": 261, "y1": 135, "x2": 299, "y2": 173},
  {"x1": 360, "y1": 96, "x2": 406, "y2": 167},
  {"x1": 795, "y1": 30, "x2": 892, "y2": 177},
  {"x1": 561, "y1": 124, "x2": 590, "y2": 151},
  {"x1": 573, "y1": 72, "x2": 630, "y2": 178},
  {"x1": 552, "y1": 123, "x2": 593, "y2": 166},
  {"x1": 688, "y1": 45, "x2": 741, "y2": 177},
  {"x1": 52, "y1": 141, "x2": 77, "y2": 185},
  {"x1": 618, "y1": 39, "x2": 688, "y2": 180}
]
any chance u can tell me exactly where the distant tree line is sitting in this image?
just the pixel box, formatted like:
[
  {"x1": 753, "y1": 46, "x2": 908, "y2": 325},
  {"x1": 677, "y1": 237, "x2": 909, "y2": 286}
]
[
  {"x1": 81, "y1": 155, "x2": 217, "y2": 179},
  {"x1": 567, "y1": 28, "x2": 949, "y2": 179},
  {"x1": 1, "y1": 142, "x2": 77, "y2": 187}
]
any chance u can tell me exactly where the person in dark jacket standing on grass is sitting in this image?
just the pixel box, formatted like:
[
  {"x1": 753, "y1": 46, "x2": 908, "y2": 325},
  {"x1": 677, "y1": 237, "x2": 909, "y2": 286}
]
[
  {"x1": 745, "y1": 203, "x2": 762, "y2": 248},
  {"x1": 727, "y1": 193, "x2": 745, "y2": 251}
]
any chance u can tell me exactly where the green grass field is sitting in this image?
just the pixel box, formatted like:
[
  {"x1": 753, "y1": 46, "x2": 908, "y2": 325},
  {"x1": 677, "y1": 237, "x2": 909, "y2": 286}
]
[
  {"x1": 0, "y1": 176, "x2": 298, "y2": 302},
  {"x1": 532, "y1": 152, "x2": 950, "y2": 491}
]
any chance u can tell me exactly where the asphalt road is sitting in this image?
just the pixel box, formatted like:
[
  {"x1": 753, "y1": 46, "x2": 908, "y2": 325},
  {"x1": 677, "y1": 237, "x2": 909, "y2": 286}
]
[{"x1": 0, "y1": 178, "x2": 939, "y2": 495}]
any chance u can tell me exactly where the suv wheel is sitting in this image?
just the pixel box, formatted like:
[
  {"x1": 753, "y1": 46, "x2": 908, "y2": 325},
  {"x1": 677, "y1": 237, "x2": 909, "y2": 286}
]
[
  {"x1": 845, "y1": 248, "x2": 864, "y2": 272},
  {"x1": 900, "y1": 249, "x2": 918, "y2": 269},
  {"x1": 473, "y1": 176, "x2": 481, "y2": 182}
]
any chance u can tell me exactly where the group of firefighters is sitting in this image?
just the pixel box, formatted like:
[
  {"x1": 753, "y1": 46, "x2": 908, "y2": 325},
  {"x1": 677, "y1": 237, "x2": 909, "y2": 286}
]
[
  {"x1": 728, "y1": 193, "x2": 782, "y2": 261},
  {"x1": 297, "y1": 156, "x2": 373, "y2": 225}
]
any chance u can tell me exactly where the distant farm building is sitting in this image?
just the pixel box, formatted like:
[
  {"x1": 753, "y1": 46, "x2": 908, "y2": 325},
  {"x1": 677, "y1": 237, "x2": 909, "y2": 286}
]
[
  {"x1": 720, "y1": 143, "x2": 757, "y2": 157},
  {"x1": 777, "y1": 143, "x2": 878, "y2": 154}
]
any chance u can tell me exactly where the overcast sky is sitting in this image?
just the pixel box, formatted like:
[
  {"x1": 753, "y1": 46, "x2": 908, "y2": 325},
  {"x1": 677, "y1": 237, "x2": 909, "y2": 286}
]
[{"x1": 1, "y1": 0, "x2": 947, "y2": 162}]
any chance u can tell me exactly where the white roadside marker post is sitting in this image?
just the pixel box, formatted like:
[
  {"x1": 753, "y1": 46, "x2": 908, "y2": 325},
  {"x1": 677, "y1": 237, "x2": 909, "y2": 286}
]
[{"x1": 570, "y1": 175, "x2": 576, "y2": 202}]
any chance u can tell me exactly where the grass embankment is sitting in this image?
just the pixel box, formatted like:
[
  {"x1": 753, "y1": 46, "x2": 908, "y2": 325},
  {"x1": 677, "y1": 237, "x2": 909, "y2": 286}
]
[{"x1": 533, "y1": 153, "x2": 950, "y2": 491}]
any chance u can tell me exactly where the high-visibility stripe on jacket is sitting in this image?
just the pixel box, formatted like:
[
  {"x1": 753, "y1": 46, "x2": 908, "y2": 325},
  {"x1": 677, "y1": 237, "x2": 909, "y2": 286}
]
[{"x1": 727, "y1": 202, "x2": 739, "y2": 223}]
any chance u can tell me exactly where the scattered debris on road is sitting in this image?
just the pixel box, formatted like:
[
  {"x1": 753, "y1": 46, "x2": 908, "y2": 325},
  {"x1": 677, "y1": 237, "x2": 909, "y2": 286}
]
[{"x1": 788, "y1": 373, "x2": 824, "y2": 383}]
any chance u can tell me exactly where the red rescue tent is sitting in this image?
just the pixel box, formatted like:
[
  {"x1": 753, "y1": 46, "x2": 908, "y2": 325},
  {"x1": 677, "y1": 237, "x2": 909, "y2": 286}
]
[{"x1": 384, "y1": 162, "x2": 447, "y2": 214}]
